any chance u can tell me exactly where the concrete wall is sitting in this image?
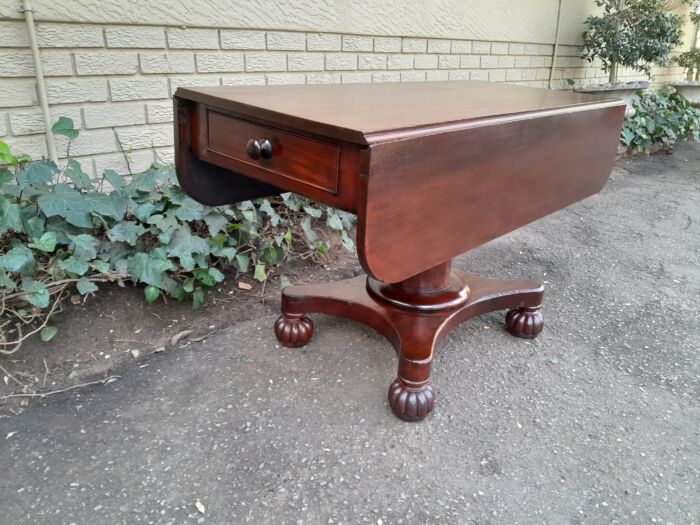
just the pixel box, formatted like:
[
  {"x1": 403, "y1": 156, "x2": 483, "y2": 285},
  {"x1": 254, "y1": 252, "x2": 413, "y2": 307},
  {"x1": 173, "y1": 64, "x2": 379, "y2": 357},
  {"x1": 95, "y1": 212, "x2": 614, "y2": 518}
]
[{"x1": 0, "y1": 0, "x2": 695, "y2": 174}]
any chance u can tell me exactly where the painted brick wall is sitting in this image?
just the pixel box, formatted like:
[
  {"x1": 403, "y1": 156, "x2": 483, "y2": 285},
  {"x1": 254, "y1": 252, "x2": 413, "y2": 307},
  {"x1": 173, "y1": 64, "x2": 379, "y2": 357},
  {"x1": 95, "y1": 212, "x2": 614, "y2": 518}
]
[{"x1": 0, "y1": 21, "x2": 686, "y2": 175}]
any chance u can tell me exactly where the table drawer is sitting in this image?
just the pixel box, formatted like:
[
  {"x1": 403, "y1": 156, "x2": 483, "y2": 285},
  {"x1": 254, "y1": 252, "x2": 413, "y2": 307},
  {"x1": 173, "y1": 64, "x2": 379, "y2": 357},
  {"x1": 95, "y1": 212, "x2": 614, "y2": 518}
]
[{"x1": 206, "y1": 110, "x2": 340, "y2": 194}]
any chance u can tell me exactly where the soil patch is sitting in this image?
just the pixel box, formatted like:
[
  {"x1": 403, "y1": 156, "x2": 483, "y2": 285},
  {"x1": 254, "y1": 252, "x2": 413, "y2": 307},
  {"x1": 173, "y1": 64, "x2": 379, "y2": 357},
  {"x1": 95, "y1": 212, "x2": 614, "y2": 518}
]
[{"x1": 0, "y1": 248, "x2": 360, "y2": 416}]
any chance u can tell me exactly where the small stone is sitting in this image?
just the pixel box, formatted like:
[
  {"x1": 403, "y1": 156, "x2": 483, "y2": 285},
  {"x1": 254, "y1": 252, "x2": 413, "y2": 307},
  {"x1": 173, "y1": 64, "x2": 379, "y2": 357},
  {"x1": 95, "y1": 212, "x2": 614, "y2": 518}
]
[{"x1": 130, "y1": 349, "x2": 140, "y2": 358}]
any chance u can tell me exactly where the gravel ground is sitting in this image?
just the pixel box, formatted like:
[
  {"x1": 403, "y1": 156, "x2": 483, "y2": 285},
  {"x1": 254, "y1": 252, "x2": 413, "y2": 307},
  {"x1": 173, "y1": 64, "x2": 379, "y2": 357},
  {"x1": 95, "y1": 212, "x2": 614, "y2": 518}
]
[{"x1": 0, "y1": 143, "x2": 698, "y2": 524}]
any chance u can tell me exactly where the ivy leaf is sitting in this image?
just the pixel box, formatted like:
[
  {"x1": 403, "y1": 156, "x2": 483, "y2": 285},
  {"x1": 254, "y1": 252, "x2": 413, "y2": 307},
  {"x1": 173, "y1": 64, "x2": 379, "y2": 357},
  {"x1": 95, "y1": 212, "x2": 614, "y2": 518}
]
[
  {"x1": 193, "y1": 268, "x2": 216, "y2": 287},
  {"x1": 0, "y1": 269, "x2": 16, "y2": 290},
  {"x1": 17, "y1": 162, "x2": 56, "y2": 188},
  {"x1": 208, "y1": 267, "x2": 225, "y2": 283},
  {"x1": 2, "y1": 245, "x2": 35, "y2": 273},
  {"x1": 0, "y1": 168, "x2": 13, "y2": 185},
  {"x1": 259, "y1": 199, "x2": 281, "y2": 226},
  {"x1": 300, "y1": 216, "x2": 317, "y2": 243},
  {"x1": 28, "y1": 232, "x2": 58, "y2": 253},
  {"x1": 169, "y1": 285, "x2": 186, "y2": 301},
  {"x1": 107, "y1": 221, "x2": 146, "y2": 246},
  {"x1": 128, "y1": 171, "x2": 158, "y2": 192},
  {"x1": 211, "y1": 245, "x2": 236, "y2": 262},
  {"x1": 84, "y1": 191, "x2": 129, "y2": 220},
  {"x1": 235, "y1": 253, "x2": 249, "y2": 273},
  {"x1": 340, "y1": 231, "x2": 355, "y2": 253},
  {"x1": 90, "y1": 260, "x2": 111, "y2": 274},
  {"x1": 21, "y1": 278, "x2": 49, "y2": 308},
  {"x1": 58, "y1": 256, "x2": 89, "y2": 276},
  {"x1": 126, "y1": 251, "x2": 175, "y2": 290},
  {"x1": 64, "y1": 159, "x2": 93, "y2": 190},
  {"x1": 38, "y1": 184, "x2": 92, "y2": 228},
  {"x1": 144, "y1": 285, "x2": 160, "y2": 304},
  {"x1": 0, "y1": 141, "x2": 16, "y2": 165},
  {"x1": 147, "y1": 212, "x2": 178, "y2": 229},
  {"x1": 303, "y1": 206, "x2": 322, "y2": 219},
  {"x1": 24, "y1": 216, "x2": 45, "y2": 239},
  {"x1": 0, "y1": 199, "x2": 24, "y2": 234},
  {"x1": 40, "y1": 326, "x2": 58, "y2": 342},
  {"x1": 241, "y1": 209, "x2": 256, "y2": 222},
  {"x1": 177, "y1": 253, "x2": 194, "y2": 272},
  {"x1": 203, "y1": 212, "x2": 229, "y2": 236},
  {"x1": 253, "y1": 262, "x2": 266, "y2": 282},
  {"x1": 261, "y1": 245, "x2": 281, "y2": 264},
  {"x1": 192, "y1": 288, "x2": 204, "y2": 309},
  {"x1": 132, "y1": 201, "x2": 164, "y2": 222},
  {"x1": 67, "y1": 233, "x2": 97, "y2": 261},
  {"x1": 76, "y1": 277, "x2": 98, "y2": 295},
  {"x1": 103, "y1": 169, "x2": 125, "y2": 190},
  {"x1": 166, "y1": 224, "x2": 209, "y2": 263},
  {"x1": 174, "y1": 196, "x2": 205, "y2": 221},
  {"x1": 326, "y1": 214, "x2": 344, "y2": 231},
  {"x1": 51, "y1": 116, "x2": 79, "y2": 139}
]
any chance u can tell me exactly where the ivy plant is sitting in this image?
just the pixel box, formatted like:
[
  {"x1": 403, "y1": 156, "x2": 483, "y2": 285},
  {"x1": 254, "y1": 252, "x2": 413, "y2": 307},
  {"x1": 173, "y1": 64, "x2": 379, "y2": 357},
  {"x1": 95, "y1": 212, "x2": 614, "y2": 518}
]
[
  {"x1": 0, "y1": 118, "x2": 355, "y2": 350},
  {"x1": 620, "y1": 88, "x2": 700, "y2": 152}
]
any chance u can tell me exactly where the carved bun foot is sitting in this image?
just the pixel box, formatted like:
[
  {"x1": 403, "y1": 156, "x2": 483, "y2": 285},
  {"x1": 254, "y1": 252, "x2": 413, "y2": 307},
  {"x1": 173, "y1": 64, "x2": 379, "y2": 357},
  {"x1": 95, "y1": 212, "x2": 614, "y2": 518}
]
[
  {"x1": 274, "y1": 314, "x2": 314, "y2": 348},
  {"x1": 388, "y1": 378, "x2": 434, "y2": 422},
  {"x1": 505, "y1": 306, "x2": 544, "y2": 338}
]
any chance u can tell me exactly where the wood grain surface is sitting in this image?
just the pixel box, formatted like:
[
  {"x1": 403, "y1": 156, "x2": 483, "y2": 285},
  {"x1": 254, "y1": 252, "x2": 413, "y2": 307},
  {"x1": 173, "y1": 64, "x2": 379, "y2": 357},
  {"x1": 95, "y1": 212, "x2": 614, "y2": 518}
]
[{"x1": 176, "y1": 81, "x2": 623, "y2": 145}]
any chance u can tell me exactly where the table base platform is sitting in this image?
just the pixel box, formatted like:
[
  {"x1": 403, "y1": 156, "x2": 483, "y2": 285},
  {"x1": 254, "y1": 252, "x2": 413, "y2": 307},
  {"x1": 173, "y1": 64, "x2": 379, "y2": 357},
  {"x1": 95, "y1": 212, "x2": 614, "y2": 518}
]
[{"x1": 274, "y1": 262, "x2": 544, "y2": 422}]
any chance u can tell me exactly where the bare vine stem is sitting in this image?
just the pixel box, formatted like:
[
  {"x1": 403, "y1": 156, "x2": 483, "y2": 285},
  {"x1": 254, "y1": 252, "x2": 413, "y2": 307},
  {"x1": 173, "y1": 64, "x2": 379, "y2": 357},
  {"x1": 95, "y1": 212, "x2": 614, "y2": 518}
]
[{"x1": 0, "y1": 375, "x2": 121, "y2": 401}]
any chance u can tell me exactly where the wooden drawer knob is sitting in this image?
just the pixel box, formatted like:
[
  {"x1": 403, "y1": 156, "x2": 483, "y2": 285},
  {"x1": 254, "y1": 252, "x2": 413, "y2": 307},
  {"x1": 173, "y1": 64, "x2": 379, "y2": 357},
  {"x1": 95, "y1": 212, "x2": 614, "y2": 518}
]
[{"x1": 246, "y1": 138, "x2": 273, "y2": 160}]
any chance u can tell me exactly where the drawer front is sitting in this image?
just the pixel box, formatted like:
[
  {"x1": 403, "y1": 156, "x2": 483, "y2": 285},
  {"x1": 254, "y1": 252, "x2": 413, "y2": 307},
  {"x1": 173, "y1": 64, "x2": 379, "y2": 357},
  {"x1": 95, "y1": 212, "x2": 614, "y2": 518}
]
[{"x1": 206, "y1": 110, "x2": 340, "y2": 194}]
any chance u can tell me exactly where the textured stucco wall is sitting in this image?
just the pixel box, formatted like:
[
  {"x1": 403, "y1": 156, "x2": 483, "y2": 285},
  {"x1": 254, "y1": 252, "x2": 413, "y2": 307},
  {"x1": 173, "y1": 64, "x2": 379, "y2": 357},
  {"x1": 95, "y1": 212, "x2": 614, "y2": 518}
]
[
  {"x1": 1, "y1": 0, "x2": 691, "y2": 46},
  {"x1": 0, "y1": 0, "x2": 695, "y2": 173}
]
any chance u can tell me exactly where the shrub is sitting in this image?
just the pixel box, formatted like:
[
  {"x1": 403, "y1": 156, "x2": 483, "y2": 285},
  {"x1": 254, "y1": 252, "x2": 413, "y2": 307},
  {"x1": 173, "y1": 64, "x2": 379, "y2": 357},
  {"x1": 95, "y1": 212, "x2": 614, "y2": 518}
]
[
  {"x1": 620, "y1": 88, "x2": 700, "y2": 152},
  {"x1": 582, "y1": 0, "x2": 685, "y2": 83},
  {"x1": 675, "y1": 48, "x2": 700, "y2": 81},
  {"x1": 0, "y1": 118, "x2": 355, "y2": 352}
]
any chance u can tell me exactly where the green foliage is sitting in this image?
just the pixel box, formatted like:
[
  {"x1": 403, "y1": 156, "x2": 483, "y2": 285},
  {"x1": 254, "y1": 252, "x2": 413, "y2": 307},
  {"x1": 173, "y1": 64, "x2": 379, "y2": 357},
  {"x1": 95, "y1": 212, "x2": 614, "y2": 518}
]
[
  {"x1": 0, "y1": 119, "x2": 356, "y2": 348},
  {"x1": 675, "y1": 48, "x2": 700, "y2": 81},
  {"x1": 620, "y1": 88, "x2": 700, "y2": 152},
  {"x1": 582, "y1": 0, "x2": 685, "y2": 82},
  {"x1": 682, "y1": 0, "x2": 700, "y2": 24}
]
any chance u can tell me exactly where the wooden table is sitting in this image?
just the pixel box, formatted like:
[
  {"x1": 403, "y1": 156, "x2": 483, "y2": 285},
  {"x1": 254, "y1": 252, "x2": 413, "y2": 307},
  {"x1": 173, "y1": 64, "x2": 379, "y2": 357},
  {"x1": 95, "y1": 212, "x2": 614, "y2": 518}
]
[{"x1": 174, "y1": 81, "x2": 625, "y2": 422}]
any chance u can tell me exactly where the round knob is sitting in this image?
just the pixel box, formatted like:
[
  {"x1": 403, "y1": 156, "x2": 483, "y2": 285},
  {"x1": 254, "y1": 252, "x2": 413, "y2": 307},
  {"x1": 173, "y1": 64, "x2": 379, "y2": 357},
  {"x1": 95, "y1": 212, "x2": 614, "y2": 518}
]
[{"x1": 246, "y1": 138, "x2": 273, "y2": 160}]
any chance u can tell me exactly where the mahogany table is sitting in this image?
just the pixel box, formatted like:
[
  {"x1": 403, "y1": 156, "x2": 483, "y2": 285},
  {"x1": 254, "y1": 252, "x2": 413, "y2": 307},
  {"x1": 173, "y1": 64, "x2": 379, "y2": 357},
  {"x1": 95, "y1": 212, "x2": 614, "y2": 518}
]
[{"x1": 174, "y1": 81, "x2": 625, "y2": 422}]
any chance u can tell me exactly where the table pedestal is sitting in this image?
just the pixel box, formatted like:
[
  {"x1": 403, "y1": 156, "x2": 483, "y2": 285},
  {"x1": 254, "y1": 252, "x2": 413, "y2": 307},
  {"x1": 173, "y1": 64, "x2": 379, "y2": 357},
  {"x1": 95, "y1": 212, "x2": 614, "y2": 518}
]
[{"x1": 274, "y1": 261, "x2": 543, "y2": 422}]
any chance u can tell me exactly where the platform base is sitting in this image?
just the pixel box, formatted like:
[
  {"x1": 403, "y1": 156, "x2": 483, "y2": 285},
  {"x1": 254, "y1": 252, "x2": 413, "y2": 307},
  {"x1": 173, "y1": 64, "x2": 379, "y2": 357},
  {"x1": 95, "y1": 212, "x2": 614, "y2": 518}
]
[{"x1": 274, "y1": 267, "x2": 543, "y2": 422}]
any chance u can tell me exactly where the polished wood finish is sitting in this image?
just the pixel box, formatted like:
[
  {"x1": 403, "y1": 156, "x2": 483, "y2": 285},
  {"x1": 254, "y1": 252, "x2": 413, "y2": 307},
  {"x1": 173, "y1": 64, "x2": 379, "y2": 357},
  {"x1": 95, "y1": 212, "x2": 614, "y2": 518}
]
[
  {"x1": 275, "y1": 272, "x2": 543, "y2": 421},
  {"x1": 174, "y1": 81, "x2": 625, "y2": 421},
  {"x1": 366, "y1": 262, "x2": 470, "y2": 311},
  {"x1": 174, "y1": 98, "x2": 280, "y2": 206},
  {"x1": 207, "y1": 110, "x2": 341, "y2": 194},
  {"x1": 176, "y1": 81, "x2": 622, "y2": 145},
  {"x1": 358, "y1": 104, "x2": 624, "y2": 282}
]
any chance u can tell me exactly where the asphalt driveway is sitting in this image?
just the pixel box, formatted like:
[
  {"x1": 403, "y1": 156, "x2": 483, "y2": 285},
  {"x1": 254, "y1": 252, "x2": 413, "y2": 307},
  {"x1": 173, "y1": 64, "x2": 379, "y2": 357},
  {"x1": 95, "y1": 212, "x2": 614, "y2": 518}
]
[{"x1": 1, "y1": 143, "x2": 699, "y2": 524}]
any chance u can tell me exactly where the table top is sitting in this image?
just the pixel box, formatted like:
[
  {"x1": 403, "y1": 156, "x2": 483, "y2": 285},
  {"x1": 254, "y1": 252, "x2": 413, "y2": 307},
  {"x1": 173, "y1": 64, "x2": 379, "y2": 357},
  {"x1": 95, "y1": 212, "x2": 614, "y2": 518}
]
[
  {"x1": 176, "y1": 80, "x2": 625, "y2": 282},
  {"x1": 176, "y1": 80, "x2": 623, "y2": 145}
]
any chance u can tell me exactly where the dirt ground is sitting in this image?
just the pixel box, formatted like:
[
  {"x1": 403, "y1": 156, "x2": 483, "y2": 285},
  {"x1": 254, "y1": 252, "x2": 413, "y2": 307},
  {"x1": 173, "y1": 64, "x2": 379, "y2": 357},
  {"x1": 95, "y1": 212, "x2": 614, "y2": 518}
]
[{"x1": 0, "y1": 246, "x2": 360, "y2": 417}]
